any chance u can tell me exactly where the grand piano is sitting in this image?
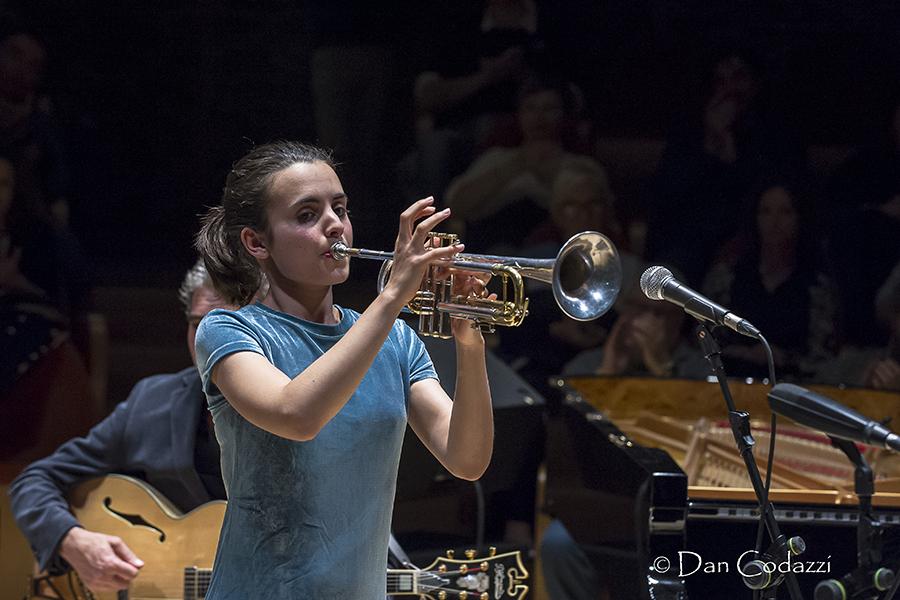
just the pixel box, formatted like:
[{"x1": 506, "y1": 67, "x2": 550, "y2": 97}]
[{"x1": 542, "y1": 376, "x2": 900, "y2": 599}]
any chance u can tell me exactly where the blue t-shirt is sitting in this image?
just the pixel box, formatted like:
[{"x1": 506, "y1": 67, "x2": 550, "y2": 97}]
[{"x1": 194, "y1": 302, "x2": 437, "y2": 599}]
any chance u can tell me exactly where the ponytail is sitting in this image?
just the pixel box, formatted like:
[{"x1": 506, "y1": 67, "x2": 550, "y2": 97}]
[{"x1": 195, "y1": 205, "x2": 262, "y2": 307}]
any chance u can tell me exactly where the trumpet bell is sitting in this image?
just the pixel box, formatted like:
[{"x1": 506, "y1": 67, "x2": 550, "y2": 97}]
[{"x1": 553, "y1": 231, "x2": 622, "y2": 321}]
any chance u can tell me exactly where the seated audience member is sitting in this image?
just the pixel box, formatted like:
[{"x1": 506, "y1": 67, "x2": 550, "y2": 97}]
[
  {"x1": 493, "y1": 160, "x2": 639, "y2": 392},
  {"x1": 0, "y1": 23, "x2": 90, "y2": 322},
  {"x1": 0, "y1": 23, "x2": 71, "y2": 229},
  {"x1": 400, "y1": 0, "x2": 549, "y2": 202},
  {"x1": 816, "y1": 260, "x2": 900, "y2": 391},
  {"x1": 9, "y1": 259, "x2": 231, "y2": 593},
  {"x1": 701, "y1": 176, "x2": 837, "y2": 379},
  {"x1": 444, "y1": 75, "x2": 597, "y2": 252},
  {"x1": 562, "y1": 269, "x2": 709, "y2": 380},
  {"x1": 0, "y1": 155, "x2": 89, "y2": 313},
  {"x1": 644, "y1": 48, "x2": 804, "y2": 286},
  {"x1": 0, "y1": 155, "x2": 89, "y2": 404},
  {"x1": 522, "y1": 158, "x2": 623, "y2": 255}
]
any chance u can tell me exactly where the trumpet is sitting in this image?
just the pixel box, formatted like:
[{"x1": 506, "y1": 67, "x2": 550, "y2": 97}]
[{"x1": 331, "y1": 231, "x2": 622, "y2": 339}]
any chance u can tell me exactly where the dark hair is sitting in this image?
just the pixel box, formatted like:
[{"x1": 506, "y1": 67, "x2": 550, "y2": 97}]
[
  {"x1": 194, "y1": 140, "x2": 335, "y2": 306},
  {"x1": 739, "y1": 172, "x2": 824, "y2": 271}
]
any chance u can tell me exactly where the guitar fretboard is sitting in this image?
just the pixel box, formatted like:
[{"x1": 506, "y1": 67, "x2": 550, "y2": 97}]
[
  {"x1": 386, "y1": 568, "x2": 451, "y2": 596},
  {"x1": 183, "y1": 567, "x2": 212, "y2": 600},
  {"x1": 386, "y1": 570, "x2": 416, "y2": 594}
]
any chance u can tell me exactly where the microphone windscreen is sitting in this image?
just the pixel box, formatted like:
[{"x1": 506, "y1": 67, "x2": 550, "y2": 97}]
[
  {"x1": 768, "y1": 383, "x2": 889, "y2": 446},
  {"x1": 640, "y1": 266, "x2": 672, "y2": 301}
]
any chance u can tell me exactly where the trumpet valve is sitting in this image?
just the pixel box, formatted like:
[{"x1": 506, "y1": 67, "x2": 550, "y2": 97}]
[{"x1": 412, "y1": 290, "x2": 436, "y2": 315}]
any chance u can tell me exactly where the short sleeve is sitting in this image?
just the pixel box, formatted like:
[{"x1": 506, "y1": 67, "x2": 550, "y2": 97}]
[
  {"x1": 195, "y1": 310, "x2": 266, "y2": 406},
  {"x1": 395, "y1": 320, "x2": 438, "y2": 385}
]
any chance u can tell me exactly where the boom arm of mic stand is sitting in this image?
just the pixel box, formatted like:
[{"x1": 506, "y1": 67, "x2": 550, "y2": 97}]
[{"x1": 695, "y1": 323, "x2": 805, "y2": 600}]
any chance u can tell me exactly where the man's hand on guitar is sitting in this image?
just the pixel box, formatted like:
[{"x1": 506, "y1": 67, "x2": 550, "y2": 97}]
[{"x1": 59, "y1": 526, "x2": 145, "y2": 591}]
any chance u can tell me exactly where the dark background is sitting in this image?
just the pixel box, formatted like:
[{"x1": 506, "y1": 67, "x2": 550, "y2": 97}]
[{"x1": 9, "y1": 0, "x2": 900, "y2": 286}]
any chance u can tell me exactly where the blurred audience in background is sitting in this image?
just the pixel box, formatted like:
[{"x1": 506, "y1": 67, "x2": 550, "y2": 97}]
[
  {"x1": 0, "y1": 155, "x2": 92, "y2": 398},
  {"x1": 0, "y1": 156, "x2": 91, "y2": 320},
  {"x1": 827, "y1": 95, "x2": 900, "y2": 348},
  {"x1": 444, "y1": 75, "x2": 596, "y2": 253},
  {"x1": 0, "y1": 22, "x2": 70, "y2": 231},
  {"x1": 816, "y1": 261, "x2": 900, "y2": 392},
  {"x1": 521, "y1": 159, "x2": 623, "y2": 256},
  {"x1": 490, "y1": 159, "x2": 635, "y2": 392},
  {"x1": 1, "y1": 153, "x2": 93, "y2": 461},
  {"x1": 0, "y1": 155, "x2": 66, "y2": 405},
  {"x1": 645, "y1": 47, "x2": 804, "y2": 287},
  {"x1": 701, "y1": 175, "x2": 837, "y2": 380},
  {"x1": 564, "y1": 267, "x2": 709, "y2": 380},
  {"x1": 0, "y1": 4, "x2": 893, "y2": 400},
  {"x1": 399, "y1": 0, "x2": 552, "y2": 205}
]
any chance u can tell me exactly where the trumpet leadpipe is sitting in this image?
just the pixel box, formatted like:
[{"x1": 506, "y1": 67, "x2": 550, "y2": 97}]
[{"x1": 330, "y1": 241, "x2": 544, "y2": 277}]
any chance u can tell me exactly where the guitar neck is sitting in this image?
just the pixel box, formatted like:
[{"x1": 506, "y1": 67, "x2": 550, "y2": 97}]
[{"x1": 185, "y1": 567, "x2": 439, "y2": 598}]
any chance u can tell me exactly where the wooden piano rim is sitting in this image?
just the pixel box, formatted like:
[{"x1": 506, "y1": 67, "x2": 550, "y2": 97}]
[{"x1": 689, "y1": 486, "x2": 900, "y2": 507}]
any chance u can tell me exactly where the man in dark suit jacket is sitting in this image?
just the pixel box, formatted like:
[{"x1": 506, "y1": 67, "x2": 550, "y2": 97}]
[{"x1": 9, "y1": 259, "x2": 230, "y2": 593}]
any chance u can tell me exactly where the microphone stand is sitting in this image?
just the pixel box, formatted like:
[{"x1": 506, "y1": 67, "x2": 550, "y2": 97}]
[
  {"x1": 695, "y1": 323, "x2": 805, "y2": 599},
  {"x1": 820, "y1": 436, "x2": 894, "y2": 600}
]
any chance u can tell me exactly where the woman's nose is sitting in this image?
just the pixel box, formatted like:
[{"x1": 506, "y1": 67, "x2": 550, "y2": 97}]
[{"x1": 323, "y1": 209, "x2": 344, "y2": 238}]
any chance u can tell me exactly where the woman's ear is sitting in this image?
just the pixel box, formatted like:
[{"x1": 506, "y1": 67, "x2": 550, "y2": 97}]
[{"x1": 240, "y1": 227, "x2": 269, "y2": 260}]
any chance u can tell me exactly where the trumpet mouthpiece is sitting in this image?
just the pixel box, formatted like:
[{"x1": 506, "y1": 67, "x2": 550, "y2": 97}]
[{"x1": 330, "y1": 241, "x2": 351, "y2": 260}]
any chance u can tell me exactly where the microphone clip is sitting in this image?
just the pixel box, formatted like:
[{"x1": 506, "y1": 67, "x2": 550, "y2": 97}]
[{"x1": 741, "y1": 535, "x2": 807, "y2": 595}]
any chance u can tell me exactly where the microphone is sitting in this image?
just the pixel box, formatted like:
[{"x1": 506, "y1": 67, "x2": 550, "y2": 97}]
[
  {"x1": 640, "y1": 266, "x2": 761, "y2": 339},
  {"x1": 768, "y1": 383, "x2": 900, "y2": 452}
]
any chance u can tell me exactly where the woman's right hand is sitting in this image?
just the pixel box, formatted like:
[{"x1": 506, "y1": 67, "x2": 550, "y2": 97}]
[{"x1": 381, "y1": 197, "x2": 462, "y2": 310}]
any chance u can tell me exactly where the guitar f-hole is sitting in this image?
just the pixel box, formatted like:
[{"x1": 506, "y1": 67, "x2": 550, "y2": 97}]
[{"x1": 103, "y1": 496, "x2": 166, "y2": 542}]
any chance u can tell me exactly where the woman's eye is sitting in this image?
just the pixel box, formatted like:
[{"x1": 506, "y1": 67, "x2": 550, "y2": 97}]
[
  {"x1": 335, "y1": 206, "x2": 349, "y2": 218},
  {"x1": 297, "y1": 212, "x2": 315, "y2": 223}
]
